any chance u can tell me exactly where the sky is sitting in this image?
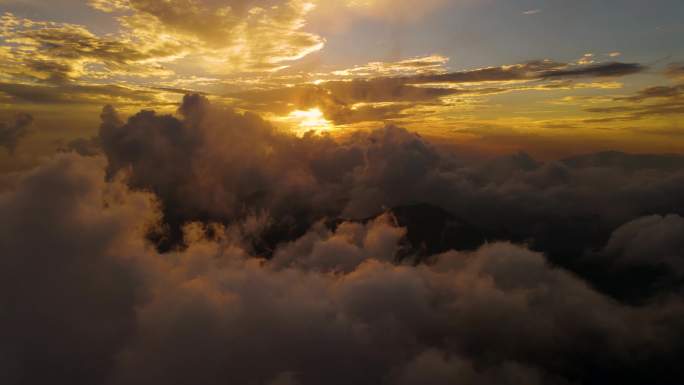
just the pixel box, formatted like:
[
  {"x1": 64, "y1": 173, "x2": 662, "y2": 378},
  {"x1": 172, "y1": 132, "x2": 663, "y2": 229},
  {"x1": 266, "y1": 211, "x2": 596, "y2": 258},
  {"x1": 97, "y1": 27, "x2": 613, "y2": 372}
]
[
  {"x1": 2, "y1": 2, "x2": 684, "y2": 385},
  {"x1": 0, "y1": 0, "x2": 683, "y2": 172}
]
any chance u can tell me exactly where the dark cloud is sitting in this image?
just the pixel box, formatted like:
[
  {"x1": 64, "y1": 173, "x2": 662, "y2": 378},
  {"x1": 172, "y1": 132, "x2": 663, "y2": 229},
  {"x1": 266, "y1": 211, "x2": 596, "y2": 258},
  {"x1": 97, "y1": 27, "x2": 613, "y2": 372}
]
[
  {"x1": 116, "y1": 240, "x2": 679, "y2": 385},
  {"x1": 0, "y1": 113, "x2": 33, "y2": 153},
  {"x1": 2, "y1": 154, "x2": 684, "y2": 385},
  {"x1": 0, "y1": 155, "x2": 154, "y2": 385},
  {"x1": 3, "y1": 95, "x2": 684, "y2": 385},
  {"x1": 408, "y1": 60, "x2": 565, "y2": 83},
  {"x1": 58, "y1": 136, "x2": 102, "y2": 156},
  {"x1": 539, "y1": 62, "x2": 645, "y2": 79},
  {"x1": 97, "y1": 96, "x2": 684, "y2": 301},
  {"x1": 578, "y1": 213, "x2": 684, "y2": 301},
  {"x1": 0, "y1": 82, "x2": 166, "y2": 105},
  {"x1": 100, "y1": 94, "x2": 337, "y2": 251},
  {"x1": 619, "y1": 85, "x2": 684, "y2": 102},
  {"x1": 584, "y1": 83, "x2": 684, "y2": 121},
  {"x1": 602, "y1": 214, "x2": 684, "y2": 274},
  {"x1": 99, "y1": 95, "x2": 477, "y2": 253},
  {"x1": 404, "y1": 61, "x2": 644, "y2": 83},
  {"x1": 561, "y1": 150, "x2": 684, "y2": 171}
]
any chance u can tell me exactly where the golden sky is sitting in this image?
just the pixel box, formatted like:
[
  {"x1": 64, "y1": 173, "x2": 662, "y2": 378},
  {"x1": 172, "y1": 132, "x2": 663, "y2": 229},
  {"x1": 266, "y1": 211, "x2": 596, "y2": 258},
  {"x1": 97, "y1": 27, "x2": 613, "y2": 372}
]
[{"x1": 0, "y1": 0, "x2": 683, "y2": 171}]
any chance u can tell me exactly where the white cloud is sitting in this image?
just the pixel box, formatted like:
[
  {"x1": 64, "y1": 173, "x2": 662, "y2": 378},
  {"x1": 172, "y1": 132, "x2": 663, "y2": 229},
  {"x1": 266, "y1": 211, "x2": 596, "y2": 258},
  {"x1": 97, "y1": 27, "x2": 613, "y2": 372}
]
[{"x1": 523, "y1": 9, "x2": 542, "y2": 15}]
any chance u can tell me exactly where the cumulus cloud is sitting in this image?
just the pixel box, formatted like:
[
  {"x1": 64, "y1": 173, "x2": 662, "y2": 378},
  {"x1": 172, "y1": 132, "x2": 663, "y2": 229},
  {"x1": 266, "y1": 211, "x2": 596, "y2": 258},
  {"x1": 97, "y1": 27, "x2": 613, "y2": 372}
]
[
  {"x1": 0, "y1": 113, "x2": 33, "y2": 153},
  {"x1": 0, "y1": 154, "x2": 157, "y2": 385},
  {"x1": 59, "y1": 136, "x2": 102, "y2": 156},
  {"x1": 2, "y1": 154, "x2": 684, "y2": 385},
  {"x1": 99, "y1": 94, "x2": 334, "y2": 250},
  {"x1": 95, "y1": 96, "x2": 684, "y2": 304},
  {"x1": 603, "y1": 214, "x2": 684, "y2": 274},
  {"x1": 99, "y1": 95, "x2": 481, "y2": 251},
  {"x1": 271, "y1": 213, "x2": 407, "y2": 272}
]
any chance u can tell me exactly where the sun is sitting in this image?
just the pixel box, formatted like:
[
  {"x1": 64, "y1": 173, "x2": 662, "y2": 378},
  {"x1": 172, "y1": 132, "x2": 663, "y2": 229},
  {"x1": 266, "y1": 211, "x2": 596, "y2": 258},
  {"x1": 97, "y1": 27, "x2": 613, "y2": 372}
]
[{"x1": 286, "y1": 108, "x2": 333, "y2": 134}]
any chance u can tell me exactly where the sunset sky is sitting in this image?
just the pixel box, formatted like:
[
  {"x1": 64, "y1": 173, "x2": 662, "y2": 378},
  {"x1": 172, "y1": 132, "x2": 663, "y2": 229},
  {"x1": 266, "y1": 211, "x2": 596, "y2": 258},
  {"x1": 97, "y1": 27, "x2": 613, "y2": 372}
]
[
  {"x1": 2, "y1": 3, "x2": 684, "y2": 385},
  {"x1": 1, "y1": 0, "x2": 683, "y2": 171}
]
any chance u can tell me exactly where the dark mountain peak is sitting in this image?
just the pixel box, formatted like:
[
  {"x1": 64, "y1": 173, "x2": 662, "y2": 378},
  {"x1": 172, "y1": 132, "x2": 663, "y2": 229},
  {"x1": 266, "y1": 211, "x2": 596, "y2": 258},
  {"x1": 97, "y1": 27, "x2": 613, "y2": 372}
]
[{"x1": 388, "y1": 203, "x2": 486, "y2": 257}]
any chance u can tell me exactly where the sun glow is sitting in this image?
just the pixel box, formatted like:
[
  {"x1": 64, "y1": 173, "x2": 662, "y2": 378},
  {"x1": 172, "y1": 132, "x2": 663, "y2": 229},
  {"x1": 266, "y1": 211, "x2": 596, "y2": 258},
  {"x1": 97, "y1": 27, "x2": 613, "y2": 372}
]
[{"x1": 286, "y1": 108, "x2": 333, "y2": 133}]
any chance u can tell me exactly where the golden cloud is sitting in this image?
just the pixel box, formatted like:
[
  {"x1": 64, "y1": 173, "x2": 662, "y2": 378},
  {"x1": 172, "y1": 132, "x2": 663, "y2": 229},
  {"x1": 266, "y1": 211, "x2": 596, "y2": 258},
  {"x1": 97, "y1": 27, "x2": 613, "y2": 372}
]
[
  {"x1": 89, "y1": 0, "x2": 325, "y2": 72},
  {"x1": 0, "y1": 12, "x2": 178, "y2": 83}
]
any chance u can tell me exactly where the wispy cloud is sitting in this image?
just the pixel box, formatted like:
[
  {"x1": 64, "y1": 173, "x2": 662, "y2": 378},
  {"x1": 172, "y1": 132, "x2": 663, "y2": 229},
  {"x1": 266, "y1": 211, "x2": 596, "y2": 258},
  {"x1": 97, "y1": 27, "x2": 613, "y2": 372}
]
[{"x1": 523, "y1": 9, "x2": 542, "y2": 15}]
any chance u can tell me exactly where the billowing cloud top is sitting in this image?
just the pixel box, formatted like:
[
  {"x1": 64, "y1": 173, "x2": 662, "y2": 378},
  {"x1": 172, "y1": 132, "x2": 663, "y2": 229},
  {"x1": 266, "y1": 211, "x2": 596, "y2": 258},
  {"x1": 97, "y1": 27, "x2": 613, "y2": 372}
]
[{"x1": 2, "y1": 94, "x2": 684, "y2": 385}]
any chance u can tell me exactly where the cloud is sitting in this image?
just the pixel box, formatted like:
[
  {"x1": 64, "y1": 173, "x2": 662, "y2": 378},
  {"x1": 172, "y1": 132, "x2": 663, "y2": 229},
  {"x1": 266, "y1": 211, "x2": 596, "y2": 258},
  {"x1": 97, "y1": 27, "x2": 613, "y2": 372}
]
[
  {"x1": 0, "y1": 113, "x2": 33, "y2": 153},
  {"x1": 330, "y1": 55, "x2": 450, "y2": 78},
  {"x1": 1, "y1": 3, "x2": 683, "y2": 382},
  {"x1": 577, "y1": 53, "x2": 595, "y2": 65},
  {"x1": 580, "y1": 213, "x2": 684, "y2": 300},
  {"x1": 0, "y1": 0, "x2": 328, "y2": 91},
  {"x1": 561, "y1": 150, "x2": 684, "y2": 171},
  {"x1": 523, "y1": 9, "x2": 542, "y2": 15},
  {"x1": 539, "y1": 62, "x2": 645, "y2": 79},
  {"x1": 100, "y1": 94, "x2": 335, "y2": 250},
  {"x1": 3, "y1": 154, "x2": 684, "y2": 385},
  {"x1": 59, "y1": 136, "x2": 102, "y2": 156},
  {"x1": 0, "y1": 154, "x2": 157, "y2": 385},
  {"x1": 89, "y1": 0, "x2": 325, "y2": 72},
  {"x1": 409, "y1": 60, "x2": 644, "y2": 83},
  {"x1": 94, "y1": 96, "x2": 684, "y2": 305},
  {"x1": 602, "y1": 214, "x2": 684, "y2": 274},
  {"x1": 0, "y1": 81, "x2": 170, "y2": 105},
  {"x1": 582, "y1": 83, "x2": 684, "y2": 122},
  {"x1": 271, "y1": 213, "x2": 407, "y2": 272},
  {"x1": 665, "y1": 62, "x2": 684, "y2": 81},
  {"x1": 619, "y1": 85, "x2": 684, "y2": 102},
  {"x1": 228, "y1": 59, "x2": 645, "y2": 126},
  {"x1": 586, "y1": 101, "x2": 684, "y2": 121},
  {"x1": 0, "y1": 12, "x2": 175, "y2": 83}
]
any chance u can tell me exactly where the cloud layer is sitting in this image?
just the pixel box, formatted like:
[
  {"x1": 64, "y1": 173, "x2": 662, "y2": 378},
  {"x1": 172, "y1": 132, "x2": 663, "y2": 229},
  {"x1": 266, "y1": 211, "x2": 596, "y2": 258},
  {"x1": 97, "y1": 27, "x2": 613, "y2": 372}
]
[
  {"x1": 97, "y1": 96, "x2": 684, "y2": 276},
  {"x1": 2, "y1": 150, "x2": 684, "y2": 385}
]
